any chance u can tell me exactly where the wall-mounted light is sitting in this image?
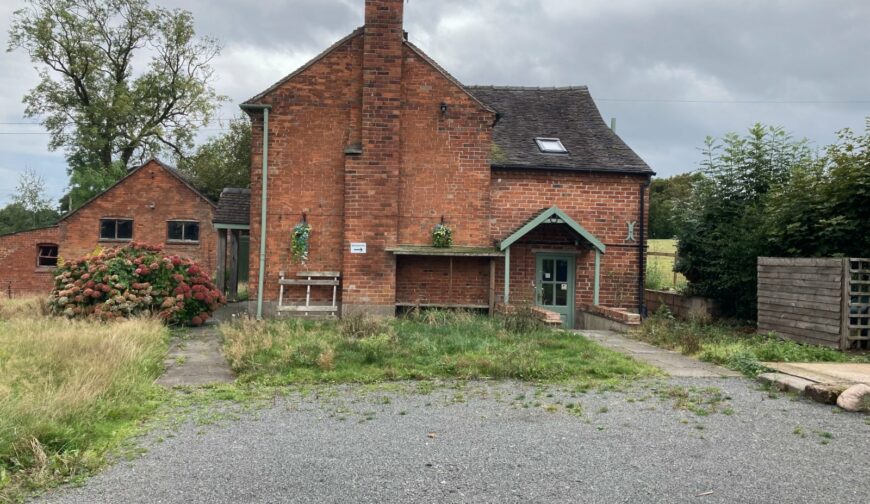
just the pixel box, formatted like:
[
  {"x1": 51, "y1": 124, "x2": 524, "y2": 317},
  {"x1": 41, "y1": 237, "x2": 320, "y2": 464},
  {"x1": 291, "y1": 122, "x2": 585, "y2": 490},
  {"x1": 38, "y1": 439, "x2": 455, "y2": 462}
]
[{"x1": 440, "y1": 102, "x2": 448, "y2": 115}]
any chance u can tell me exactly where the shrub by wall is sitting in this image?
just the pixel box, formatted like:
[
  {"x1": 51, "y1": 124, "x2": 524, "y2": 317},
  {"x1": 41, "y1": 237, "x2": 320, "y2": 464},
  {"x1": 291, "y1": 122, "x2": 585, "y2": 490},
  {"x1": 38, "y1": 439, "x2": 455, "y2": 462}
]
[{"x1": 48, "y1": 242, "x2": 224, "y2": 325}]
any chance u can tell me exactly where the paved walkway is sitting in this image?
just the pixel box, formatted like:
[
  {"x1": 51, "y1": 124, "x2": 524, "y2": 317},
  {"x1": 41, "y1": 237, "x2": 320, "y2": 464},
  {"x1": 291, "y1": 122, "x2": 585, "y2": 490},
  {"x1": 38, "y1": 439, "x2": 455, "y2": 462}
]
[
  {"x1": 156, "y1": 324, "x2": 235, "y2": 387},
  {"x1": 578, "y1": 330, "x2": 741, "y2": 378}
]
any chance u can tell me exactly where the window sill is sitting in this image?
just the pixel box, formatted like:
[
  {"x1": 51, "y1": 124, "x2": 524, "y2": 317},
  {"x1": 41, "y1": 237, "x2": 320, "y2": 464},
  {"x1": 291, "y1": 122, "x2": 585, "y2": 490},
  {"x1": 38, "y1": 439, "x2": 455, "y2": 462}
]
[
  {"x1": 166, "y1": 240, "x2": 200, "y2": 245},
  {"x1": 99, "y1": 238, "x2": 133, "y2": 243},
  {"x1": 35, "y1": 267, "x2": 55, "y2": 273}
]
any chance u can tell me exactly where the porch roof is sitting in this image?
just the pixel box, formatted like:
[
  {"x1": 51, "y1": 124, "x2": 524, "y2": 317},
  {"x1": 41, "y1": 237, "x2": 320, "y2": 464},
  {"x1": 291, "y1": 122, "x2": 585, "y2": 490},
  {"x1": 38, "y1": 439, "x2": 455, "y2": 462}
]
[
  {"x1": 499, "y1": 206, "x2": 606, "y2": 253},
  {"x1": 386, "y1": 245, "x2": 504, "y2": 257}
]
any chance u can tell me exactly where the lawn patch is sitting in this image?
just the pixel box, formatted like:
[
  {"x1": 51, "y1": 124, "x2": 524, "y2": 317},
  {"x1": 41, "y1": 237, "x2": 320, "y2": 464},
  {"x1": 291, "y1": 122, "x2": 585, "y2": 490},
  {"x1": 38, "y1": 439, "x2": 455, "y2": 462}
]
[
  {"x1": 221, "y1": 311, "x2": 658, "y2": 386},
  {"x1": 633, "y1": 311, "x2": 870, "y2": 377},
  {"x1": 0, "y1": 299, "x2": 168, "y2": 502}
]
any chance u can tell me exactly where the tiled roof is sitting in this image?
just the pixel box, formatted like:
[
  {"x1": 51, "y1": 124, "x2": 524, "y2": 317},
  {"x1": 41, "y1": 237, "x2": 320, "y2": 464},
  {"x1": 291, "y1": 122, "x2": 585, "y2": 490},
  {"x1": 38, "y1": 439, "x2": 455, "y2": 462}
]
[
  {"x1": 466, "y1": 86, "x2": 653, "y2": 174},
  {"x1": 214, "y1": 188, "x2": 250, "y2": 226}
]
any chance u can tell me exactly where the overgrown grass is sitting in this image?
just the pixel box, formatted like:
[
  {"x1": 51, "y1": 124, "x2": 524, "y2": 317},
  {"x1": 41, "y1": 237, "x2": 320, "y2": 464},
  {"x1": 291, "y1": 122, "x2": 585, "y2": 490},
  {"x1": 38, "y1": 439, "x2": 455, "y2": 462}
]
[
  {"x1": 647, "y1": 239, "x2": 687, "y2": 290},
  {"x1": 221, "y1": 310, "x2": 658, "y2": 385},
  {"x1": 633, "y1": 309, "x2": 870, "y2": 376},
  {"x1": 0, "y1": 298, "x2": 168, "y2": 502}
]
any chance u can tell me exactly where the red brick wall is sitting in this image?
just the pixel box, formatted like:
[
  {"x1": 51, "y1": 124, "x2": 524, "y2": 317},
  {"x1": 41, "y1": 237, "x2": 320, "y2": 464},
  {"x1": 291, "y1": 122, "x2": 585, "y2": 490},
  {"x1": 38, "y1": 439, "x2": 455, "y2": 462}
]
[
  {"x1": 0, "y1": 161, "x2": 217, "y2": 297},
  {"x1": 0, "y1": 226, "x2": 61, "y2": 297},
  {"x1": 398, "y1": 48, "x2": 494, "y2": 247},
  {"x1": 246, "y1": 33, "x2": 362, "y2": 304},
  {"x1": 396, "y1": 256, "x2": 490, "y2": 307},
  {"x1": 491, "y1": 169, "x2": 649, "y2": 310},
  {"x1": 60, "y1": 161, "x2": 216, "y2": 273}
]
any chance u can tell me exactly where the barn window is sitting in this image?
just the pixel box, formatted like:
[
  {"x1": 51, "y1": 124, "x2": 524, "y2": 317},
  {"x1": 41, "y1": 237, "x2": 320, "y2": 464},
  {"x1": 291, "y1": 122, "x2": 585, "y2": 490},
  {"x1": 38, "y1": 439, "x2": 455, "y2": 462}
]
[
  {"x1": 37, "y1": 244, "x2": 59, "y2": 268},
  {"x1": 167, "y1": 221, "x2": 200, "y2": 242},
  {"x1": 100, "y1": 219, "x2": 133, "y2": 240},
  {"x1": 535, "y1": 137, "x2": 568, "y2": 154}
]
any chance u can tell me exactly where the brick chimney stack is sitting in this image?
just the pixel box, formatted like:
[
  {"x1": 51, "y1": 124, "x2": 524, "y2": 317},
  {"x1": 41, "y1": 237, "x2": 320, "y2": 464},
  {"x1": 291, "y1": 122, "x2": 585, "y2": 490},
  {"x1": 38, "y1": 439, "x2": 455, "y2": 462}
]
[{"x1": 342, "y1": 0, "x2": 406, "y2": 315}]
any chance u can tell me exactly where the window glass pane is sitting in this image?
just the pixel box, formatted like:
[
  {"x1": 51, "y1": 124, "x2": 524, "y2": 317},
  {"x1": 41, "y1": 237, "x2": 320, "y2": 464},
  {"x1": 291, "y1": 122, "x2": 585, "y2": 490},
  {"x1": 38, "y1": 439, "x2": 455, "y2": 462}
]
[
  {"x1": 556, "y1": 260, "x2": 568, "y2": 282},
  {"x1": 185, "y1": 222, "x2": 200, "y2": 241},
  {"x1": 556, "y1": 283, "x2": 568, "y2": 306},
  {"x1": 168, "y1": 222, "x2": 184, "y2": 240},
  {"x1": 117, "y1": 220, "x2": 133, "y2": 239},
  {"x1": 542, "y1": 284, "x2": 554, "y2": 305},
  {"x1": 100, "y1": 220, "x2": 115, "y2": 239},
  {"x1": 38, "y1": 246, "x2": 58, "y2": 267},
  {"x1": 542, "y1": 259, "x2": 554, "y2": 281}
]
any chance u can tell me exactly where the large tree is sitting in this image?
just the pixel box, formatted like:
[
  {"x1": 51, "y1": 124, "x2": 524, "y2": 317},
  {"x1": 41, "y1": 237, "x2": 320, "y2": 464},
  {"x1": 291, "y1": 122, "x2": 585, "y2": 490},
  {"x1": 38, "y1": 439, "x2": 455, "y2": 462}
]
[
  {"x1": 7, "y1": 0, "x2": 225, "y2": 175},
  {"x1": 675, "y1": 124, "x2": 813, "y2": 319},
  {"x1": 176, "y1": 117, "x2": 251, "y2": 201}
]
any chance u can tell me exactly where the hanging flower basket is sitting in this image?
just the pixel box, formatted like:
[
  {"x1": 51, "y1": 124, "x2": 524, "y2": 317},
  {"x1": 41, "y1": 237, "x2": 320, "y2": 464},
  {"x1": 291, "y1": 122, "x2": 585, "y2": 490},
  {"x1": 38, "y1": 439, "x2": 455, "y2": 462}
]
[
  {"x1": 431, "y1": 222, "x2": 453, "y2": 248},
  {"x1": 291, "y1": 220, "x2": 311, "y2": 264}
]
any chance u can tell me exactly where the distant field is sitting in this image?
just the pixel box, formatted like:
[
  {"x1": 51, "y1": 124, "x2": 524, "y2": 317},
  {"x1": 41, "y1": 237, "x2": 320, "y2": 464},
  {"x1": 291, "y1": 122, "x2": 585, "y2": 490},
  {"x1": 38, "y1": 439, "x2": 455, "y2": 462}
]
[{"x1": 646, "y1": 239, "x2": 687, "y2": 290}]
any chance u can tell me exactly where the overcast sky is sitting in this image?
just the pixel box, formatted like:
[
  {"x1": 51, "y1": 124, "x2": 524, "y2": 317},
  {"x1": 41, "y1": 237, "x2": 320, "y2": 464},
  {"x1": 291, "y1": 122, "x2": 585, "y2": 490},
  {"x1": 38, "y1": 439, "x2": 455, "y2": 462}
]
[{"x1": 1, "y1": 0, "x2": 869, "y2": 205}]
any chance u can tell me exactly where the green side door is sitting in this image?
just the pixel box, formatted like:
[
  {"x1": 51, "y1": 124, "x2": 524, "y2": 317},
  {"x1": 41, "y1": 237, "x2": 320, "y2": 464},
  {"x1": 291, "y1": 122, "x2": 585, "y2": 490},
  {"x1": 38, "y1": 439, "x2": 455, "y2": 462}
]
[{"x1": 536, "y1": 254, "x2": 575, "y2": 328}]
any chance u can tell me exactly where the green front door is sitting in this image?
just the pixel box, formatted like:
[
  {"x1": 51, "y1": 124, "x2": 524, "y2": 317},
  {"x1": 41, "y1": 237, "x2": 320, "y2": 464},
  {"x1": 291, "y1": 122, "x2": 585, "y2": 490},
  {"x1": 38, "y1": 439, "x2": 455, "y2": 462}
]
[{"x1": 536, "y1": 254, "x2": 575, "y2": 328}]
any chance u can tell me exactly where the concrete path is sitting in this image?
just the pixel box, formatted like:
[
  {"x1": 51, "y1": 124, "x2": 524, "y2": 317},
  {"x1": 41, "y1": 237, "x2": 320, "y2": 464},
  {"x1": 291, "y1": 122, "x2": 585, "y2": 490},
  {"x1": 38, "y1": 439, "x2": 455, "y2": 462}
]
[
  {"x1": 578, "y1": 329, "x2": 741, "y2": 378},
  {"x1": 156, "y1": 324, "x2": 235, "y2": 387}
]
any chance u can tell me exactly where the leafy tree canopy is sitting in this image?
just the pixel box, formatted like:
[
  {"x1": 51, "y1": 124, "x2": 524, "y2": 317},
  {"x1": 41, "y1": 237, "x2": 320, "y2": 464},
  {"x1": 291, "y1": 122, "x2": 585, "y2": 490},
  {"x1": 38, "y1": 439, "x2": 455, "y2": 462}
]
[
  {"x1": 0, "y1": 169, "x2": 60, "y2": 235},
  {"x1": 649, "y1": 172, "x2": 703, "y2": 239},
  {"x1": 176, "y1": 117, "x2": 251, "y2": 201},
  {"x1": 7, "y1": 0, "x2": 226, "y2": 175}
]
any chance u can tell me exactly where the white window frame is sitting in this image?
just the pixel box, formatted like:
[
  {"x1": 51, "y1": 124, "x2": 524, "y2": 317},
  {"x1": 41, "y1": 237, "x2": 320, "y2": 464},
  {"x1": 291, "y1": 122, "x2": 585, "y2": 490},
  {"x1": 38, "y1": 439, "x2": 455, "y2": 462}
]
[
  {"x1": 167, "y1": 220, "x2": 201, "y2": 243},
  {"x1": 535, "y1": 137, "x2": 569, "y2": 154}
]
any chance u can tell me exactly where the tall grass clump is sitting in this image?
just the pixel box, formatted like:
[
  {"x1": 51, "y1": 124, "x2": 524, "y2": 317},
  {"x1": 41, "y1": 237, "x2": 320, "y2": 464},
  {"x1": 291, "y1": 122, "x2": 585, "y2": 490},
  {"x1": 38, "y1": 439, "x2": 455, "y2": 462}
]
[
  {"x1": 0, "y1": 298, "x2": 168, "y2": 500},
  {"x1": 633, "y1": 308, "x2": 870, "y2": 376},
  {"x1": 221, "y1": 310, "x2": 656, "y2": 384}
]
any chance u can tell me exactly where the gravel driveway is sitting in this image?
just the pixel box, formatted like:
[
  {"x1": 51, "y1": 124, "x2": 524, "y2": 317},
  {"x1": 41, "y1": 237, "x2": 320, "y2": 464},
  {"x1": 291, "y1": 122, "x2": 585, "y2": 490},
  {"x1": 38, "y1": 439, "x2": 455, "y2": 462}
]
[{"x1": 39, "y1": 377, "x2": 869, "y2": 504}]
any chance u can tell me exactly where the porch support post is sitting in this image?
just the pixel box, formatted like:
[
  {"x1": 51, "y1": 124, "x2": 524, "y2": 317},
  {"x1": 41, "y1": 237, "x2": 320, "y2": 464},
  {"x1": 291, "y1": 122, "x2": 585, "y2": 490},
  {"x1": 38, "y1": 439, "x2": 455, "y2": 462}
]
[
  {"x1": 228, "y1": 230, "x2": 240, "y2": 301},
  {"x1": 504, "y1": 246, "x2": 511, "y2": 305},
  {"x1": 594, "y1": 249, "x2": 601, "y2": 306},
  {"x1": 216, "y1": 228, "x2": 227, "y2": 294},
  {"x1": 488, "y1": 258, "x2": 496, "y2": 314}
]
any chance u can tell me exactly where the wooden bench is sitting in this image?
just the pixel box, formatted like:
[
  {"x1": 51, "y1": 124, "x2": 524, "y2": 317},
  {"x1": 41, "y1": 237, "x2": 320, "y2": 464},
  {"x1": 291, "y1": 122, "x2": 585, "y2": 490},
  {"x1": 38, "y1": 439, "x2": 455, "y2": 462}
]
[{"x1": 278, "y1": 271, "x2": 340, "y2": 316}]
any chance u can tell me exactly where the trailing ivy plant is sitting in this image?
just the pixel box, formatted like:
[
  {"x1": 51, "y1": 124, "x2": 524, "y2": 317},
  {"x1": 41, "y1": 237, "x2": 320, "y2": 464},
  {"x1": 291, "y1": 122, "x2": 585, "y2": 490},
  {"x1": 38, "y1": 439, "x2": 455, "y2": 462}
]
[
  {"x1": 291, "y1": 221, "x2": 312, "y2": 263},
  {"x1": 432, "y1": 222, "x2": 453, "y2": 248}
]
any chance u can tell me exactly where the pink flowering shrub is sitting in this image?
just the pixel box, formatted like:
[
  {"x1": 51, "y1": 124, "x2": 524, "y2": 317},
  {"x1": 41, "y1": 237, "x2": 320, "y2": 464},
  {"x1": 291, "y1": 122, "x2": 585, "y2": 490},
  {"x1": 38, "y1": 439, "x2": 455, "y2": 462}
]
[{"x1": 48, "y1": 242, "x2": 225, "y2": 325}]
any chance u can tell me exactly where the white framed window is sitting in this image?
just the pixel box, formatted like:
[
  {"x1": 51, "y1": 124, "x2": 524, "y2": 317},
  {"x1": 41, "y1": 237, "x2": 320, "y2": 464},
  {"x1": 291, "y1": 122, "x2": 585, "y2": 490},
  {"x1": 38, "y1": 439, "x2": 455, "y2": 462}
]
[
  {"x1": 535, "y1": 137, "x2": 568, "y2": 154},
  {"x1": 167, "y1": 221, "x2": 200, "y2": 242}
]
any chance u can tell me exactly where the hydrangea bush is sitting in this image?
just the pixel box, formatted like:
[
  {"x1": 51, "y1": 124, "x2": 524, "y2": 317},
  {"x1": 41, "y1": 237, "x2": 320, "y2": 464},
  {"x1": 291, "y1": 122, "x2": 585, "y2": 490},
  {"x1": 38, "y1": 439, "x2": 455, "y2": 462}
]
[{"x1": 48, "y1": 242, "x2": 225, "y2": 325}]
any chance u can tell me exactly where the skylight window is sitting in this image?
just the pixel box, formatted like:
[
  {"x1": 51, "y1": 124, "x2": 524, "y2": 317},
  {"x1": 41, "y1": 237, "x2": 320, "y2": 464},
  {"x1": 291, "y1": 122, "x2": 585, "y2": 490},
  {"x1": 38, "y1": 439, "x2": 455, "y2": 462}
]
[{"x1": 535, "y1": 138, "x2": 568, "y2": 154}]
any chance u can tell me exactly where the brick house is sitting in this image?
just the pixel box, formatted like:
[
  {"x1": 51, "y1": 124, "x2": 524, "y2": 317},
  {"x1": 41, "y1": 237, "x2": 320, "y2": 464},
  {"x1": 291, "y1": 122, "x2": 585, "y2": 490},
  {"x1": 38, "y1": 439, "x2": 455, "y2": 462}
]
[
  {"x1": 237, "y1": 0, "x2": 654, "y2": 327},
  {"x1": 0, "y1": 159, "x2": 217, "y2": 297}
]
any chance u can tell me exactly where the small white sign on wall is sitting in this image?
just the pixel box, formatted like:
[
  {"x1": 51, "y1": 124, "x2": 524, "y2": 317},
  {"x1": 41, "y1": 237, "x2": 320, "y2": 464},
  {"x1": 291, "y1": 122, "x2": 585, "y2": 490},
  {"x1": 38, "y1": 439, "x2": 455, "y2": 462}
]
[{"x1": 350, "y1": 242, "x2": 367, "y2": 254}]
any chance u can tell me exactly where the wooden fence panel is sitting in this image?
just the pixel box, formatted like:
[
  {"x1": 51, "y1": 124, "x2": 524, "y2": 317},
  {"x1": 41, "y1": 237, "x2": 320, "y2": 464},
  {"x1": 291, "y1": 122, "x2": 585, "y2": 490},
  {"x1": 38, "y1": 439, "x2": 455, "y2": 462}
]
[{"x1": 757, "y1": 257, "x2": 845, "y2": 349}]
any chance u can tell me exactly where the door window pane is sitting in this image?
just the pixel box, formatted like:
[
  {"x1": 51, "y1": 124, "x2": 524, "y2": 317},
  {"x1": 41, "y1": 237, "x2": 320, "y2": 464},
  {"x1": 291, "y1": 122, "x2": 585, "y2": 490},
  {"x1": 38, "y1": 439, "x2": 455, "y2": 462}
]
[
  {"x1": 556, "y1": 284, "x2": 568, "y2": 306},
  {"x1": 542, "y1": 284, "x2": 555, "y2": 305},
  {"x1": 556, "y1": 260, "x2": 568, "y2": 282},
  {"x1": 542, "y1": 259, "x2": 554, "y2": 281}
]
